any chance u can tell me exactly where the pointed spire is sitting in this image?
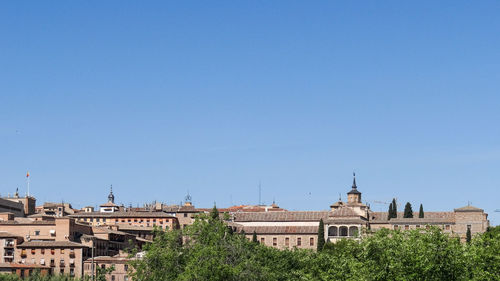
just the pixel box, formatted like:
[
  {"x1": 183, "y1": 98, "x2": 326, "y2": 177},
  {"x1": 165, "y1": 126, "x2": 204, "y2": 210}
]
[
  {"x1": 352, "y1": 172, "x2": 357, "y2": 189},
  {"x1": 108, "y1": 185, "x2": 115, "y2": 203}
]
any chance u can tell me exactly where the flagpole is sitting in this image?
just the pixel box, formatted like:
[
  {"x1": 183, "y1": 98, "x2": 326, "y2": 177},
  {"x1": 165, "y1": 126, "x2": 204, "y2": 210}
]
[{"x1": 26, "y1": 171, "x2": 30, "y2": 197}]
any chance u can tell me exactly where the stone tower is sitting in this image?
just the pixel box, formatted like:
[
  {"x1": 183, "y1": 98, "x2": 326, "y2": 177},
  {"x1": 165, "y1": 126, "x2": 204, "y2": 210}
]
[{"x1": 347, "y1": 173, "x2": 362, "y2": 204}]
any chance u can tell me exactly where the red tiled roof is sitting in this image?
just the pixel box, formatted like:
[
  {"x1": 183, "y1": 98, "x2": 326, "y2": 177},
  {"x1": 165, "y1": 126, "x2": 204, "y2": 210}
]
[
  {"x1": 17, "y1": 241, "x2": 88, "y2": 248},
  {"x1": 237, "y1": 225, "x2": 318, "y2": 235},
  {"x1": 233, "y1": 211, "x2": 329, "y2": 222}
]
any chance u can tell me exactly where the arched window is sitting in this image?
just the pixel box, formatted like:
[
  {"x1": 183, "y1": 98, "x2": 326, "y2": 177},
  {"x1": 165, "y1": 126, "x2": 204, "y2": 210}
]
[
  {"x1": 328, "y1": 226, "x2": 338, "y2": 236},
  {"x1": 349, "y1": 226, "x2": 359, "y2": 237},
  {"x1": 339, "y1": 226, "x2": 348, "y2": 237}
]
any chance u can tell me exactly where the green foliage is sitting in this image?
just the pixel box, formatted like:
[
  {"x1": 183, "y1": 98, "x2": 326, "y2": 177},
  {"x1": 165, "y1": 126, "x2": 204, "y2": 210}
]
[
  {"x1": 391, "y1": 198, "x2": 398, "y2": 218},
  {"x1": 419, "y1": 203, "x2": 424, "y2": 218},
  {"x1": 0, "y1": 271, "x2": 83, "y2": 281},
  {"x1": 387, "y1": 202, "x2": 393, "y2": 220},
  {"x1": 252, "y1": 231, "x2": 258, "y2": 243},
  {"x1": 128, "y1": 215, "x2": 500, "y2": 281},
  {"x1": 317, "y1": 219, "x2": 325, "y2": 251},
  {"x1": 403, "y1": 202, "x2": 413, "y2": 218},
  {"x1": 466, "y1": 227, "x2": 472, "y2": 244},
  {"x1": 210, "y1": 204, "x2": 219, "y2": 220}
]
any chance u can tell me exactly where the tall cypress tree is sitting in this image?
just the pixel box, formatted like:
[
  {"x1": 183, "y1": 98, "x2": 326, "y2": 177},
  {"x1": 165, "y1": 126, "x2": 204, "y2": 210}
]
[
  {"x1": 387, "y1": 203, "x2": 393, "y2": 220},
  {"x1": 392, "y1": 198, "x2": 398, "y2": 219},
  {"x1": 210, "y1": 204, "x2": 219, "y2": 220},
  {"x1": 317, "y1": 219, "x2": 325, "y2": 251},
  {"x1": 419, "y1": 204, "x2": 424, "y2": 218},
  {"x1": 403, "y1": 202, "x2": 413, "y2": 218},
  {"x1": 252, "y1": 231, "x2": 258, "y2": 243},
  {"x1": 466, "y1": 227, "x2": 472, "y2": 243}
]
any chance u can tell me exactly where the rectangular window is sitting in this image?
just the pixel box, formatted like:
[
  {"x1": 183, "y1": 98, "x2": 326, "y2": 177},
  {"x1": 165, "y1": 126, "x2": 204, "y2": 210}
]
[
  {"x1": 272, "y1": 237, "x2": 277, "y2": 246},
  {"x1": 41, "y1": 249, "x2": 45, "y2": 254},
  {"x1": 416, "y1": 225, "x2": 420, "y2": 228},
  {"x1": 260, "y1": 237, "x2": 265, "y2": 244},
  {"x1": 405, "y1": 225, "x2": 409, "y2": 230},
  {"x1": 445, "y1": 225, "x2": 450, "y2": 230},
  {"x1": 310, "y1": 237, "x2": 314, "y2": 246},
  {"x1": 124, "y1": 264, "x2": 128, "y2": 271},
  {"x1": 134, "y1": 219, "x2": 138, "y2": 222},
  {"x1": 31, "y1": 249, "x2": 36, "y2": 255},
  {"x1": 285, "y1": 237, "x2": 289, "y2": 246},
  {"x1": 34, "y1": 231, "x2": 40, "y2": 236},
  {"x1": 184, "y1": 213, "x2": 188, "y2": 217},
  {"x1": 297, "y1": 238, "x2": 302, "y2": 246},
  {"x1": 394, "y1": 225, "x2": 399, "y2": 230},
  {"x1": 61, "y1": 249, "x2": 65, "y2": 254}
]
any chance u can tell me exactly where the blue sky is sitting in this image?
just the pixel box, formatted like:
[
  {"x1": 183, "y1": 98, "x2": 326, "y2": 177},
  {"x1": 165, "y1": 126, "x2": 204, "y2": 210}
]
[{"x1": 1, "y1": 1, "x2": 499, "y2": 225}]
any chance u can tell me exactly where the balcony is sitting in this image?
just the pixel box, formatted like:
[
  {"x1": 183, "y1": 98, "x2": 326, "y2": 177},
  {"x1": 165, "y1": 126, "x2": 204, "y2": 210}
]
[
  {"x1": 20, "y1": 250, "x2": 27, "y2": 257},
  {"x1": 69, "y1": 251, "x2": 75, "y2": 258},
  {"x1": 60, "y1": 260, "x2": 66, "y2": 267},
  {"x1": 4, "y1": 241, "x2": 14, "y2": 248}
]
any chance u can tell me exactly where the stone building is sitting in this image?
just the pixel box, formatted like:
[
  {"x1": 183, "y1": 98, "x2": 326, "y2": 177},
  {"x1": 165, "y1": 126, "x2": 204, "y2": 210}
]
[{"x1": 230, "y1": 174, "x2": 490, "y2": 248}]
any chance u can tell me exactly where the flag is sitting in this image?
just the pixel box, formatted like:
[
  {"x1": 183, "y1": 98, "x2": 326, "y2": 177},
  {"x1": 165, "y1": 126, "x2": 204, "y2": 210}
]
[{"x1": 26, "y1": 171, "x2": 29, "y2": 178}]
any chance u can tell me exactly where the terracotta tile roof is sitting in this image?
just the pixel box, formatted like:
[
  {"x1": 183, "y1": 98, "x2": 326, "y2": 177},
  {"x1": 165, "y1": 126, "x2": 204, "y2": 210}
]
[
  {"x1": 237, "y1": 225, "x2": 318, "y2": 235},
  {"x1": 70, "y1": 211, "x2": 176, "y2": 219},
  {"x1": 454, "y1": 205, "x2": 484, "y2": 212},
  {"x1": 117, "y1": 225, "x2": 155, "y2": 231},
  {"x1": 233, "y1": 211, "x2": 329, "y2": 222},
  {"x1": 330, "y1": 207, "x2": 360, "y2": 217},
  {"x1": 17, "y1": 241, "x2": 88, "y2": 248},
  {"x1": 100, "y1": 202, "x2": 118, "y2": 207}
]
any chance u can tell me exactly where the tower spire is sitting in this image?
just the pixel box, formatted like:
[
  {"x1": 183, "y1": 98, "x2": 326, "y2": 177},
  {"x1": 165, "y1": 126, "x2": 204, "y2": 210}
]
[
  {"x1": 352, "y1": 172, "x2": 357, "y2": 189},
  {"x1": 108, "y1": 185, "x2": 115, "y2": 203}
]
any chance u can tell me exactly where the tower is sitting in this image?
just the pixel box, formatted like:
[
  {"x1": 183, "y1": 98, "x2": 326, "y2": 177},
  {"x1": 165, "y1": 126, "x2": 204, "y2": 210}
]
[
  {"x1": 347, "y1": 173, "x2": 362, "y2": 204},
  {"x1": 108, "y1": 185, "x2": 115, "y2": 203}
]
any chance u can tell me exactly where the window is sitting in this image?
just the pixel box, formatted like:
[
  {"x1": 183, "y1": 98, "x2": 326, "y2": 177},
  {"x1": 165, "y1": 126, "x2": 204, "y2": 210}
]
[
  {"x1": 184, "y1": 213, "x2": 188, "y2": 217},
  {"x1": 111, "y1": 275, "x2": 115, "y2": 281},
  {"x1": 405, "y1": 225, "x2": 409, "y2": 230},
  {"x1": 121, "y1": 220, "x2": 126, "y2": 223},
  {"x1": 101, "y1": 264, "x2": 106, "y2": 269},
  {"x1": 115, "y1": 219, "x2": 119, "y2": 223},
  {"x1": 285, "y1": 237, "x2": 289, "y2": 246},
  {"x1": 34, "y1": 230, "x2": 40, "y2": 236},
  {"x1": 416, "y1": 225, "x2": 420, "y2": 229},
  {"x1": 124, "y1": 264, "x2": 128, "y2": 271},
  {"x1": 153, "y1": 219, "x2": 156, "y2": 223},
  {"x1": 31, "y1": 249, "x2": 36, "y2": 255},
  {"x1": 60, "y1": 269, "x2": 64, "y2": 274},
  {"x1": 467, "y1": 225, "x2": 471, "y2": 231},
  {"x1": 61, "y1": 249, "x2": 65, "y2": 254},
  {"x1": 128, "y1": 219, "x2": 131, "y2": 223},
  {"x1": 297, "y1": 238, "x2": 302, "y2": 246},
  {"x1": 272, "y1": 237, "x2": 277, "y2": 246},
  {"x1": 70, "y1": 268, "x2": 74, "y2": 277},
  {"x1": 260, "y1": 237, "x2": 265, "y2": 244},
  {"x1": 310, "y1": 237, "x2": 314, "y2": 246},
  {"x1": 445, "y1": 225, "x2": 450, "y2": 230},
  {"x1": 328, "y1": 226, "x2": 338, "y2": 237},
  {"x1": 394, "y1": 225, "x2": 399, "y2": 230}
]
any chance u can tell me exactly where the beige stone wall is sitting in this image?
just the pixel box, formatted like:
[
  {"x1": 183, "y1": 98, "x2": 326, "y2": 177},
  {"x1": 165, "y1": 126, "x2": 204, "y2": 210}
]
[
  {"x1": 453, "y1": 211, "x2": 489, "y2": 240},
  {"x1": 176, "y1": 213, "x2": 195, "y2": 229},
  {"x1": 245, "y1": 234, "x2": 317, "y2": 250},
  {"x1": 75, "y1": 217, "x2": 177, "y2": 230},
  {"x1": 15, "y1": 247, "x2": 84, "y2": 277},
  {"x1": 83, "y1": 260, "x2": 131, "y2": 281}
]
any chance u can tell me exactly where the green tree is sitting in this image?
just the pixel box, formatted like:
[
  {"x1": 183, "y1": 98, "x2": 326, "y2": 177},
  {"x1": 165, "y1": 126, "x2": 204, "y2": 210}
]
[
  {"x1": 391, "y1": 198, "x2": 398, "y2": 218},
  {"x1": 317, "y1": 218, "x2": 325, "y2": 251},
  {"x1": 387, "y1": 202, "x2": 393, "y2": 220},
  {"x1": 419, "y1": 203, "x2": 424, "y2": 218},
  {"x1": 252, "y1": 231, "x2": 258, "y2": 243},
  {"x1": 466, "y1": 227, "x2": 472, "y2": 243},
  {"x1": 403, "y1": 202, "x2": 413, "y2": 218},
  {"x1": 210, "y1": 204, "x2": 220, "y2": 220}
]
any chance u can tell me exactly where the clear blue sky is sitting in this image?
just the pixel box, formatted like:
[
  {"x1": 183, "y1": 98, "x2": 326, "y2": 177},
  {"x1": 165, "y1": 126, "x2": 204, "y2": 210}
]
[{"x1": 1, "y1": 1, "x2": 499, "y2": 225}]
